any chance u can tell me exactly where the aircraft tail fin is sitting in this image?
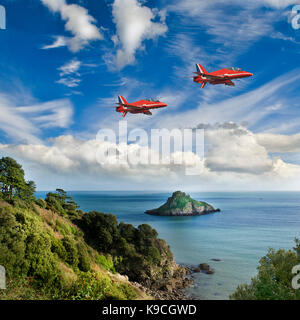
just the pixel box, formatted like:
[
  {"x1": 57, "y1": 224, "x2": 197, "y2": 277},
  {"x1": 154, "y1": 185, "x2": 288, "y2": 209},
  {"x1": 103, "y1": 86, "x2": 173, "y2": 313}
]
[
  {"x1": 118, "y1": 95, "x2": 128, "y2": 105},
  {"x1": 196, "y1": 64, "x2": 207, "y2": 74}
]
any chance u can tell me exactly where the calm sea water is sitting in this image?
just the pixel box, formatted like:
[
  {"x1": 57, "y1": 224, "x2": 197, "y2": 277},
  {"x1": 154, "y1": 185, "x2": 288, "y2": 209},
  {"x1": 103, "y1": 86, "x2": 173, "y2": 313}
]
[{"x1": 35, "y1": 191, "x2": 300, "y2": 300}]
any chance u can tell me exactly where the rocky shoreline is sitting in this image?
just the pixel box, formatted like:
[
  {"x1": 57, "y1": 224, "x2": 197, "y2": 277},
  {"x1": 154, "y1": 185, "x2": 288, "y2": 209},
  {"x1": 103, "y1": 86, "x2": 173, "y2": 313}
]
[
  {"x1": 133, "y1": 261, "x2": 217, "y2": 300},
  {"x1": 133, "y1": 265, "x2": 195, "y2": 300}
]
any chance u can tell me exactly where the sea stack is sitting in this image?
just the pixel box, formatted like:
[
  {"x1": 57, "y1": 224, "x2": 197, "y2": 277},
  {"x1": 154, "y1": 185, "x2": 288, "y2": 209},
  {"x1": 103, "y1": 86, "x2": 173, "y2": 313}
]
[{"x1": 145, "y1": 191, "x2": 220, "y2": 216}]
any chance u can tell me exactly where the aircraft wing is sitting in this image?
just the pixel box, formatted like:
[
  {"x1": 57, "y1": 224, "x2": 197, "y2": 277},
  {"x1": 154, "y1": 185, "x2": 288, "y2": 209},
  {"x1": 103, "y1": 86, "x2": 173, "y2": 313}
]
[
  {"x1": 122, "y1": 104, "x2": 164, "y2": 109},
  {"x1": 119, "y1": 104, "x2": 142, "y2": 109},
  {"x1": 193, "y1": 72, "x2": 227, "y2": 80},
  {"x1": 142, "y1": 104, "x2": 164, "y2": 109}
]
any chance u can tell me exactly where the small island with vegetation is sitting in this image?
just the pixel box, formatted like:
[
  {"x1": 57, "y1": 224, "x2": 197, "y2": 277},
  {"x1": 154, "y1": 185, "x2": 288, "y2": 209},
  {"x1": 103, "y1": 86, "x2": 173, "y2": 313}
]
[{"x1": 145, "y1": 191, "x2": 220, "y2": 216}]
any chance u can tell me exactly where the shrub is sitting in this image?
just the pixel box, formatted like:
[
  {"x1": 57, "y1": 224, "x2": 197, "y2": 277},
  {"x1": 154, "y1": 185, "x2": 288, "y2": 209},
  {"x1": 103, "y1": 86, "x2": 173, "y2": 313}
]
[
  {"x1": 35, "y1": 198, "x2": 46, "y2": 209},
  {"x1": 96, "y1": 255, "x2": 116, "y2": 273},
  {"x1": 62, "y1": 236, "x2": 79, "y2": 268},
  {"x1": 77, "y1": 241, "x2": 91, "y2": 272},
  {"x1": 231, "y1": 241, "x2": 300, "y2": 300}
]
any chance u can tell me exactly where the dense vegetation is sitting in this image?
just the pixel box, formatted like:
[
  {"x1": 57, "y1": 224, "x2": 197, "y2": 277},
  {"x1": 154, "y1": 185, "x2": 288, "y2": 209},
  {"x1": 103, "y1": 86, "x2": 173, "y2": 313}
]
[
  {"x1": 0, "y1": 157, "x2": 35, "y2": 202},
  {"x1": 159, "y1": 191, "x2": 208, "y2": 211},
  {"x1": 78, "y1": 213, "x2": 173, "y2": 286},
  {"x1": 231, "y1": 239, "x2": 300, "y2": 300},
  {"x1": 0, "y1": 156, "x2": 175, "y2": 300}
]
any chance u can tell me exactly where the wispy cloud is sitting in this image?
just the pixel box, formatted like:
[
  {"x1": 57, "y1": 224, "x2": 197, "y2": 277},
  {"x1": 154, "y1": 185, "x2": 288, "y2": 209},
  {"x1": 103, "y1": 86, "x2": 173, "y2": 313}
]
[
  {"x1": 58, "y1": 59, "x2": 81, "y2": 76},
  {"x1": 137, "y1": 68, "x2": 300, "y2": 134},
  {"x1": 0, "y1": 90, "x2": 73, "y2": 143},
  {"x1": 167, "y1": 0, "x2": 281, "y2": 62}
]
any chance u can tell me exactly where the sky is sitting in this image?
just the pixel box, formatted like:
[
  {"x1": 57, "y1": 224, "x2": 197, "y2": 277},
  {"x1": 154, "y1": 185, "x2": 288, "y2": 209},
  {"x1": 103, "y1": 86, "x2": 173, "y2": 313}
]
[{"x1": 1, "y1": 0, "x2": 300, "y2": 191}]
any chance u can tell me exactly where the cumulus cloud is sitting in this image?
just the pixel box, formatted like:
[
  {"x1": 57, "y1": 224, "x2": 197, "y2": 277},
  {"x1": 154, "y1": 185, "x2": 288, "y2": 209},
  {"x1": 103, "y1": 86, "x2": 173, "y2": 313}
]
[
  {"x1": 256, "y1": 132, "x2": 300, "y2": 152},
  {"x1": 41, "y1": 0, "x2": 103, "y2": 52},
  {"x1": 205, "y1": 125, "x2": 274, "y2": 174},
  {"x1": 1, "y1": 123, "x2": 300, "y2": 190},
  {"x1": 0, "y1": 135, "x2": 201, "y2": 178},
  {"x1": 111, "y1": 0, "x2": 167, "y2": 69}
]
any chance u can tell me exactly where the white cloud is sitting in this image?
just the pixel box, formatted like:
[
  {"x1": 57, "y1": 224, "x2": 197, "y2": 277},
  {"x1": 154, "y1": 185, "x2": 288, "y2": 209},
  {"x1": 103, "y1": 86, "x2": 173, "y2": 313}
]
[
  {"x1": 111, "y1": 0, "x2": 167, "y2": 69},
  {"x1": 41, "y1": 0, "x2": 103, "y2": 52},
  {"x1": 169, "y1": 1, "x2": 278, "y2": 54},
  {"x1": 262, "y1": 0, "x2": 299, "y2": 8},
  {"x1": 56, "y1": 77, "x2": 81, "y2": 88},
  {"x1": 0, "y1": 90, "x2": 73, "y2": 143},
  {"x1": 256, "y1": 132, "x2": 300, "y2": 152},
  {"x1": 1, "y1": 124, "x2": 300, "y2": 190},
  {"x1": 205, "y1": 125, "x2": 274, "y2": 174},
  {"x1": 58, "y1": 59, "x2": 81, "y2": 76},
  {"x1": 148, "y1": 69, "x2": 300, "y2": 133},
  {"x1": 42, "y1": 35, "x2": 68, "y2": 49}
]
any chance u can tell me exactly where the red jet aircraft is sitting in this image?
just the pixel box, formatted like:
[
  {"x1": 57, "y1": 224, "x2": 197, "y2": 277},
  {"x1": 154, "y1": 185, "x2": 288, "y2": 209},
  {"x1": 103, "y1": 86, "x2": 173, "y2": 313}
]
[
  {"x1": 114, "y1": 96, "x2": 168, "y2": 117},
  {"x1": 193, "y1": 64, "x2": 253, "y2": 88}
]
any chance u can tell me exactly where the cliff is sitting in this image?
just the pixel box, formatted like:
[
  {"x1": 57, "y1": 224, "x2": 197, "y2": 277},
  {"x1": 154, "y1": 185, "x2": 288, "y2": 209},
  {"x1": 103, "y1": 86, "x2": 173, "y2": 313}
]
[
  {"x1": 0, "y1": 156, "x2": 193, "y2": 300},
  {"x1": 0, "y1": 193, "x2": 190, "y2": 300},
  {"x1": 145, "y1": 191, "x2": 220, "y2": 216}
]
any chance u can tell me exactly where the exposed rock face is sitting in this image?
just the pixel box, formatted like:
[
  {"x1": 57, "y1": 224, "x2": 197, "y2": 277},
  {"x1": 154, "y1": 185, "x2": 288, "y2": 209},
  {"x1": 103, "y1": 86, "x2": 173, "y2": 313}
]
[{"x1": 145, "y1": 191, "x2": 220, "y2": 216}]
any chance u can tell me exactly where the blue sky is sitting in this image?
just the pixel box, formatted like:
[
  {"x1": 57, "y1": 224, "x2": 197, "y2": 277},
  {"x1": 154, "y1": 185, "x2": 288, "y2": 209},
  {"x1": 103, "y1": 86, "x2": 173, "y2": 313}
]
[{"x1": 1, "y1": 0, "x2": 300, "y2": 191}]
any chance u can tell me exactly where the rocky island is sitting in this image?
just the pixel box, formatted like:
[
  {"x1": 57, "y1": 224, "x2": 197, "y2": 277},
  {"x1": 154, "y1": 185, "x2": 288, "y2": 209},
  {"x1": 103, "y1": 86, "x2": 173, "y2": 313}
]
[{"x1": 145, "y1": 191, "x2": 220, "y2": 216}]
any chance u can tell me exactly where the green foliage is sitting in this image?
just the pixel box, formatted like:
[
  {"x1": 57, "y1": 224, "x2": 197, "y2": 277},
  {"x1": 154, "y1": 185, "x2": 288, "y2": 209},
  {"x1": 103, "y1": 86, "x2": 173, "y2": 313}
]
[
  {"x1": 157, "y1": 191, "x2": 207, "y2": 213},
  {"x1": 0, "y1": 157, "x2": 145, "y2": 300},
  {"x1": 0, "y1": 277, "x2": 50, "y2": 300},
  {"x1": 62, "y1": 271, "x2": 137, "y2": 300},
  {"x1": 62, "y1": 236, "x2": 79, "y2": 268},
  {"x1": 45, "y1": 189, "x2": 80, "y2": 217},
  {"x1": 0, "y1": 157, "x2": 35, "y2": 202},
  {"x1": 51, "y1": 236, "x2": 67, "y2": 261},
  {"x1": 79, "y1": 211, "x2": 173, "y2": 284},
  {"x1": 77, "y1": 241, "x2": 91, "y2": 272},
  {"x1": 35, "y1": 198, "x2": 46, "y2": 208},
  {"x1": 96, "y1": 254, "x2": 116, "y2": 273},
  {"x1": 0, "y1": 202, "x2": 141, "y2": 300},
  {"x1": 0, "y1": 207, "x2": 28, "y2": 277},
  {"x1": 79, "y1": 211, "x2": 119, "y2": 252},
  {"x1": 231, "y1": 241, "x2": 300, "y2": 300}
]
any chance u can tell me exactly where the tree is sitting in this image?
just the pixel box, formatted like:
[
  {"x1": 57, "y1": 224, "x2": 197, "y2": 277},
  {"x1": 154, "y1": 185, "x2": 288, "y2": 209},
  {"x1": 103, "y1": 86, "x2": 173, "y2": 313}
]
[
  {"x1": 0, "y1": 157, "x2": 27, "y2": 200},
  {"x1": 231, "y1": 239, "x2": 300, "y2": 300},
  {"x1": 45, "y1": 189, "x2": 79, "y2": 216},
  {"x1": 19, "y1": 180, "x2": 36, "y2": 201}
]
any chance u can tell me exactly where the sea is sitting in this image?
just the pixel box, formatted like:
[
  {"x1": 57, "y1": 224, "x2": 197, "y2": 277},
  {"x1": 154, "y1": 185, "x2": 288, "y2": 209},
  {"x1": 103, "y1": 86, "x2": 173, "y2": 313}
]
[{"x1": 35, "y1": 191, "x2": 300, "y2": 300}]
